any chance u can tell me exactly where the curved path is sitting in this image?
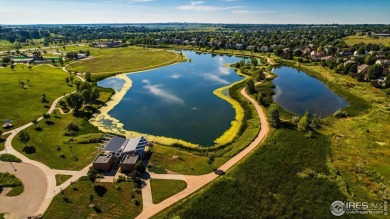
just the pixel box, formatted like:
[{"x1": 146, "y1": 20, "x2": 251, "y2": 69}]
[{"x1": 136, "y1": 88, "x2": 269, "y2": 219}]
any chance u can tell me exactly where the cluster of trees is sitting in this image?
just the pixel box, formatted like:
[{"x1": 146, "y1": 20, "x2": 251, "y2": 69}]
[
  {"x1": 65, "y1": 81, "x2": 100, "y2": 111},
  {"x1": 65, "y1": 50, "x2": 90, "y2": 59}
]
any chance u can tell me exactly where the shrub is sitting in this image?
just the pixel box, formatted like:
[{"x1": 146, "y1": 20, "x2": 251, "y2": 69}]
[
  {"x1": 333, "y1": 109, "x2": 348, "y2": 118},
  {"x1": 66, "y1": 122, "x2": 79, "y2": 132}
]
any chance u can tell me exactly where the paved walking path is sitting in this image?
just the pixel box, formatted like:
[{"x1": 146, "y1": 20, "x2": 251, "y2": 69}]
[{"x1": 136, "y1": 88, "x2": 270, "y2": 219}]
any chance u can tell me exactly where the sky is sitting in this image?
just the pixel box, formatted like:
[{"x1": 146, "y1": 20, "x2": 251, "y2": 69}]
[{"x1": 0, "y1": 0, "x2": 389, "y2": 24}]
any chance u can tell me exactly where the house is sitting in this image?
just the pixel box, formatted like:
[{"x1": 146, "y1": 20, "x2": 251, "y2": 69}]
[
  {"x1": 321, "y1": 56, "x2": 335, "y2": 62},
  {"x1": 344, "y1": 60, "x2": 356, "y2": 67},
  {"x1": 92, "y1": 135, "x2": 148, "y2": 172},
  {"x1": 358, "y1": 64, "x2": 370, "y2": 75},
  {"x1": 376, "y1": 59, "x2": 390, "y2": 66},
  {"x1": 77, "y1": 53, "x2": 87, "y2": 59},
  {"x1": 259, "y1": 46, "x2": 269, "y2": 52},
  {"x1": 310, "y1": 50, "x2": 326, "y2": 61},
  {"x1": 235, "y1": 43, "x2": 243, "y2": 50}
]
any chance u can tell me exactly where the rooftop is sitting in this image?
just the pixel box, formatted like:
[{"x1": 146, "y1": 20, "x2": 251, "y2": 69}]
[
  {"x1": 122, "y1": 136, "x2": 147, "y2": 154},
  {"x1": 121, "y1": 154, "x2": 139, "y2": 164},
  {"x1": 94, "y1": 154, "x2": 113, "y2": 163},
  {"x1": 103, "y1": 136, "x2": 126, "y2": 153}
]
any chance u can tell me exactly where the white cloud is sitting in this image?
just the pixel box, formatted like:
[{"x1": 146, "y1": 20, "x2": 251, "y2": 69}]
[
  {"x1": 142, "y1": 80, "x2": 185, "y2": 105},
  {"x1": 217, "y1": 57, "x2": 230, "y2": 75},
  {"x1": 232, "y1": 10, "x2": 274, "y2": 14},
  {"x1": 202, "y1": 74, "x2": 229, "y2": 84},
  {"x1": 169, "y1": 74, "x2": 181, "y2": 79},
  {"x1": 177, "y1": 1, "x2": 244, "y2": 12}
]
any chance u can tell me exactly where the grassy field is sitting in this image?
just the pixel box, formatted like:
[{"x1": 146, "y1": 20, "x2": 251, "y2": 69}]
[
  {"x1": 0, "y1": 64, "x2": 74, "y2": 128},
  {"x1": 11, "y1": 112, "x2": 100, "y2": 170},
  {"x1": 150, "y1": 144, "x2": 227, "y2": 175},
  {"x1": 155, "y1": 129, "x2": 357, "y2": 218},
  {"x1": 150, "y1": 179, "x2": 187, "y2": 204},
  {"x1": 65, "y1": 47, "x2": 182, "y2": 80},
  {"x1": 344, "y1": 35, "x2": 390, "y2": 46},
  {"x1": 44, "y1": 179, "x2": 142, "y2": 219},
  {"x1": 56, "y1": 174, "x2": 72, "y2": 186}
]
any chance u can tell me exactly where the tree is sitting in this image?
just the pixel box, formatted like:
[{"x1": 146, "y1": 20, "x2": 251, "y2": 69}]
[
  {"x1": 59, "y1": 100, "x2": 67, "y2": 108},
  {"x1": 18, "y1": 131, "x2": 30, "y2": 146},
  {"x1": 87, "y1": 168, "x2": 98, "y2": 187},
  {"x1": 65, "y1": 77, "x2": 70, "y2": 85},
  {"x1": 85, "y1": 72, "x2": 92, "y2": 82},
  {"x1": 253, "y1": 69, "x2": 265, "y2": 82},
  {"x1": 10, "y1": 64, "x2": 14, "y2": 70},
  {"x1": 66, "y1": 93, "x2": 83, "y2": 111},
  {"x1": 251, "y1": 58, "x2": 258, "y2": 66},
  {"x1": 207, "y1": 154, "x2": 215, "y2": 167},
  {"x1": 297, "y1": 110, "x2": 310, "y2": 132},
  {"x1": 367, "y1": 64, "x2": 383, "y2": 80},
  {"x1": 89, "y1": 194, "x2": 94, "y2": 206},
  {"x1": 43, "y1": 113, "x2": 50, "y2": 121},
  {"x1": 245, "y1": 79, "x2": 256, "y2": 95},
  {"x1": 81, "y1": 89, "x2": 92, "y2": 104},
  {"x1": 57, "y1": 146, "x2": 61, "y2": 156},
  {"x1": 135, "y1": 161, "x2": 146, "y2": 174},
  {"x1": 268, "y1": 104, "x2": 280, "y2": 128},
  {"x1": 310, "y1": 114, "x2": 319, "y2": 129},
  {"x1": 91, "y1": 88, "x2": 100, "y2": 102},
  {"x1": 32, "y1": 119, "x2": 38, "y2": 128},
  {"x1": 256, "y1": 92, "x2": 264, "y2": 105},
  {"x1": 42, "y1": 93, "x2": 48, "y2": 103}
]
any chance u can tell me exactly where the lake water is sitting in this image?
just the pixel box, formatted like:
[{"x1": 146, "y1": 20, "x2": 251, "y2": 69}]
[
  {"x1": 272, "y1": 66, "x2": 348, "y2": 118},
  {"x1": 98, "y1": 51, "x2": 244, "y2": 146}
]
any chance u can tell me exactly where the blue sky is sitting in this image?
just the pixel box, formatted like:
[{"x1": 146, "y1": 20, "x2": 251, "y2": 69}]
[{"x1": 1, "y1": 0, "x2": 389, "y2": 24}]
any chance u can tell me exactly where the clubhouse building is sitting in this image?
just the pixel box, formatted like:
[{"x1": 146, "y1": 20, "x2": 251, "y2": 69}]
[{"x1": 93, "y1": 135, "x2": 148, "y2": 172}]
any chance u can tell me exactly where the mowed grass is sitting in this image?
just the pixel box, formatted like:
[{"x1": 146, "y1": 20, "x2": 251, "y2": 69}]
[
  {"x1": 11, "y1": 113, "x2": 99, "y2": 170},
  {"x1": 44, "y1": 179, "x2": 142, "y2": 219},
  {"x1": 155, "y1": 129, "x2": 356, "y2": 219},
  {"x1": 150, "y1": 179, "x2": 187, "y2": 204},
  {"x1": 344, "y1": 35, "x2": 390, "y2": 46},
  {"x1": 150, "y1": 144, "x2": 227, "y2": 175},
  {"x1": 0, "y1": 64, "x2": 73, "y2": 128},
  {"x1": 56, "y1": 174, "x2": 72, "y2": 186},
  {"x1": 66, "y1": 47, "x2": 181, "y2": 79}
]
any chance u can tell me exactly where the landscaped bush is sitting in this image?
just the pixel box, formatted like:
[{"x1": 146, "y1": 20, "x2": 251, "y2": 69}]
[{"x1": 66, "y1": 122, "x2": 79, "y2": 132}]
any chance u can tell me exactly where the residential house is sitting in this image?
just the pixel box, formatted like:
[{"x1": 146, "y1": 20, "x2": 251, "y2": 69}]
[{"x1": 358, "y1": 64, "x2": 370, "y2": 75}]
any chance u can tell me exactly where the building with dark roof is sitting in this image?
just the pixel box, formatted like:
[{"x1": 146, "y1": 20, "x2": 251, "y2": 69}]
[{"x1": 92, "y1": 135, "x2": 148, "y2": 172}]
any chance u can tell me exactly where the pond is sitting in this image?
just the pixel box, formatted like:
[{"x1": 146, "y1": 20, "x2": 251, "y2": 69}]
[
  {"x1": 272, "y1": 66, "x2": 348, "y2": 118},
  {"x1": 98, "y1": 51, "x2": 245, "y2": 146}
]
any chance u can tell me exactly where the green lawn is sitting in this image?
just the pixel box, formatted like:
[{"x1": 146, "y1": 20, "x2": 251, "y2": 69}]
[
  {"x1": 344, "y1": 35, "x2": 390, "y2": 46},
  {"x1": 150, "y1": 179, "x2": 187, "y2": 204},
  {"x1": 66, "y1": 47, "x2": 181, "y2": 80},
  {"x1": 0, "y1": 64, "x2": 74, "y2": 128},
  {"x1": 44, "y1": 179, "x2": 142, "y2": 219},
  {"x1": 150, "y1": 144, "x2": 226, "y2": 175},
  {"x1": 11, "y1": 113, "x2": 99, "y2": 170},
  {"x1": 6, "y1": 185, "x2": 24, "y2": 196},
  {"x1": 56, "y1": 174, "x2": 72, "y2": 186}
]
